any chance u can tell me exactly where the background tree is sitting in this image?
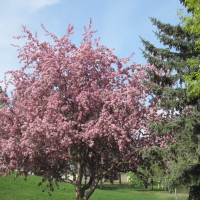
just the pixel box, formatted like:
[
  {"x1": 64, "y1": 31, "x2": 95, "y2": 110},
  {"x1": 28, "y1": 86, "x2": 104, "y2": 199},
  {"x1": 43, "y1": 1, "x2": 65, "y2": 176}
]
[
  {"x1": 179, "y1": 0, "x2": 200, "y2": 97},
  {"x1": 127, "y1": 168, "x2": 149, "y2": 190},
  {"x1": 0, "y1": 86, "x2": 7, "y2": 106},
  {"x1": 140, "y1": 3, "x2": 200, "y2": 198},
  {"x1": 0, "y1": 21, "x2": 163, "y2": 200}
]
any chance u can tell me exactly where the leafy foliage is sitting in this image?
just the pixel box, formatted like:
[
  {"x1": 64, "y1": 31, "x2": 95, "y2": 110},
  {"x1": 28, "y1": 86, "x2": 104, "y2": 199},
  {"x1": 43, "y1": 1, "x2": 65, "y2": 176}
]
[
  {"x1": 179, "y1": 0, "x2": 200, "y2": 97},
  {"x1": 127, "y1": 170, "x2": 148, "y2": 189}
]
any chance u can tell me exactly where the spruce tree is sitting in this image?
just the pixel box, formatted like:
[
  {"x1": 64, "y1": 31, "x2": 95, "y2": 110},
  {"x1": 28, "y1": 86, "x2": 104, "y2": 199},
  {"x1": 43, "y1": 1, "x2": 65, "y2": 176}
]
[{"x1": 140, "y1": 5, "x2": 200, "y2": 199}]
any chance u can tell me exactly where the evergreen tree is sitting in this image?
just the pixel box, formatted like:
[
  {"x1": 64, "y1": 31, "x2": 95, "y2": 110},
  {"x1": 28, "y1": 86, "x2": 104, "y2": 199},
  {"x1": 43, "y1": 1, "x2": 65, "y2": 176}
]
[{"x1": 140, "y1": 4, "x2": 200, "y2": 199}]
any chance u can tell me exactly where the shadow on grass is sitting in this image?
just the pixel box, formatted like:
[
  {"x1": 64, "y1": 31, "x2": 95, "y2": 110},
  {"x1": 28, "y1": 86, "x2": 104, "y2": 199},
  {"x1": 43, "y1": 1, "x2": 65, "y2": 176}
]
[
  {"x1": 96, "y1": 183, "x2": 189, "y2": 195},
  {"x1": 95, "y1": 184, "x2": 164, "y2": 191},
  {"x1": 95, "y1": 184, "x2": 128, "y2": 191}
]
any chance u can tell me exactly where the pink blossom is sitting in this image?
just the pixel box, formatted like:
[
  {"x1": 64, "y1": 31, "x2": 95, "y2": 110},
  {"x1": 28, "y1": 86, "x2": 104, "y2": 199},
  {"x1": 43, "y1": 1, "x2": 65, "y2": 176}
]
[{"x1": 0, "y1": 19, "x2": 169, "y2": 200}]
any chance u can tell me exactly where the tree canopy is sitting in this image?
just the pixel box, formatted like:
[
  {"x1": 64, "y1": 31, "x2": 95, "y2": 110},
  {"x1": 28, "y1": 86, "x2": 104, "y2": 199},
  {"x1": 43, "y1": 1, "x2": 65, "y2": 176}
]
[
  {"x1": 140, "y1": 7, "x2": 200, "y2": 199},
  {"x1": 179, "y1": 0, "x2": 200, "y2": 97},
  {"x1": 0, "y1": 20, "x2": 166, "y2": 200}
]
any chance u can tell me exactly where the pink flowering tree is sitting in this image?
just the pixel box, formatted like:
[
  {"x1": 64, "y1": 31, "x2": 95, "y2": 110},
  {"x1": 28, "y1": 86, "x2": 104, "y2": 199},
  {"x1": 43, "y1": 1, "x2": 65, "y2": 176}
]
[{"x1": 0, "y1": 20, "x2": 160, "y2": 200}]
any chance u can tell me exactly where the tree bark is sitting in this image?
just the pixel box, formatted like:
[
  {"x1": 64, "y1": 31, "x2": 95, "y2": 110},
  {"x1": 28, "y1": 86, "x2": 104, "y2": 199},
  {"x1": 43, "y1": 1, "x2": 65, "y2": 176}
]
[
  {"x1": 118, "y1": 173, "x2": 121, "y2": 185},
  {"x1": 175, "y1": 187, "x2": 178, "y2": 200},
  {"x1": 110, "y1": 174, "x2": 114, "y2": 184},
  {"x1": 99, "y1": 178, "x2": 103, "y2": 189},
  {"x1": 75, "y1": 187, "x2": 85, "y2": 200},
  {"x1": 75, "y1": 177, "x2": 99, "y2": 200}
]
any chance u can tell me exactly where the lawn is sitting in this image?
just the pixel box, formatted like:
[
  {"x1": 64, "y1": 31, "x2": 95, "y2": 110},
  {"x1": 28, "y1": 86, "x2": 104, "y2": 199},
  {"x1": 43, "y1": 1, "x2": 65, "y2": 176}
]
[{"x1": 0, "y1": 174, "x2": 189, "y2": 200}]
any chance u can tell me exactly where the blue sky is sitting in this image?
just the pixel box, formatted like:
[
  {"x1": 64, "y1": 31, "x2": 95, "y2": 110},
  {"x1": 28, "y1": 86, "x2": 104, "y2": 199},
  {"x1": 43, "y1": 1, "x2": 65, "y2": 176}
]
[{"x1": 0, "y1": 0, "x2": 186, "y2": 88}]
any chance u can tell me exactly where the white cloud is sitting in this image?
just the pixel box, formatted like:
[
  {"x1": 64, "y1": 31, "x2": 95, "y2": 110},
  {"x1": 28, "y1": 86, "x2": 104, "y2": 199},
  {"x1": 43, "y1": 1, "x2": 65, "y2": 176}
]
[
  {"x1": 6, "y1": 0, "x2": 61, "y2": 12},
  {"x1": 31, "y1": 0, "x2": 61, "y2": 10}
]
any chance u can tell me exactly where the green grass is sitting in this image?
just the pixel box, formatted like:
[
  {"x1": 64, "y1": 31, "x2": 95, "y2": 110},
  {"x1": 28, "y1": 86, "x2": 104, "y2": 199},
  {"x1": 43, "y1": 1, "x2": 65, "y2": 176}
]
[
  {"x1": 0, "y1": 174, "x2": 189, "y2": 200},
  {"x1": 0, "y1": 174, "x2": 75, "y2": 200},
  {"x1": 91, "y1": 184, "x2": 189, "y2": 200}
]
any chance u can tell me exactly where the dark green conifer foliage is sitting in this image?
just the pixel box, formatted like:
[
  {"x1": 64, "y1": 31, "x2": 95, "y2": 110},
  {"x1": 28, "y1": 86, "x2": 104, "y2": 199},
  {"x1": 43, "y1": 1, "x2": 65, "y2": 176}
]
[{"x1": 140, "y1": 3, "x2": 200, "y2": 198}]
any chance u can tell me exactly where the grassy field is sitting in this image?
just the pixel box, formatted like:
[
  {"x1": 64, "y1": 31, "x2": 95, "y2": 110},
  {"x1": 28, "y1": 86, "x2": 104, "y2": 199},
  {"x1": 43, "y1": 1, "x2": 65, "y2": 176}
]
[{"x1": 0, "y1": 174, "x2": 189, "y2": 200}]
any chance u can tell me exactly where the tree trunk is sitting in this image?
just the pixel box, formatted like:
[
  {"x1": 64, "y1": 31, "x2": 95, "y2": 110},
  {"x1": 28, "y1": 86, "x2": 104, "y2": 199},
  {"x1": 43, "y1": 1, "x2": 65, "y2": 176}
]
[
  {"x1": 75, "y1": 187, "x2": 85, "y2": 200},
  {"x1": 151, "y1": 177, "x2": 154, "y2": 190},
  {"x1": 118, "y1": 173, "x2": 121, "y2": 185},
  {"x1": 74, "y1": 151, "x2": 100, "y2": 199},
  {"x1": 75, "y1": 177, "x2": 99, "y2": 200},
  {"x1": 73, "y1": 172, "x2": 76, "y2": 182},
  {"x1": 175, "y1": 187, "x2": 178, "y2": 200},
  {"x1": 99, "y1": 178, "x2": 103, "y2": 189},
  {"x1": 110, "y1": 174, "x2": 114, "y2": 184}
]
